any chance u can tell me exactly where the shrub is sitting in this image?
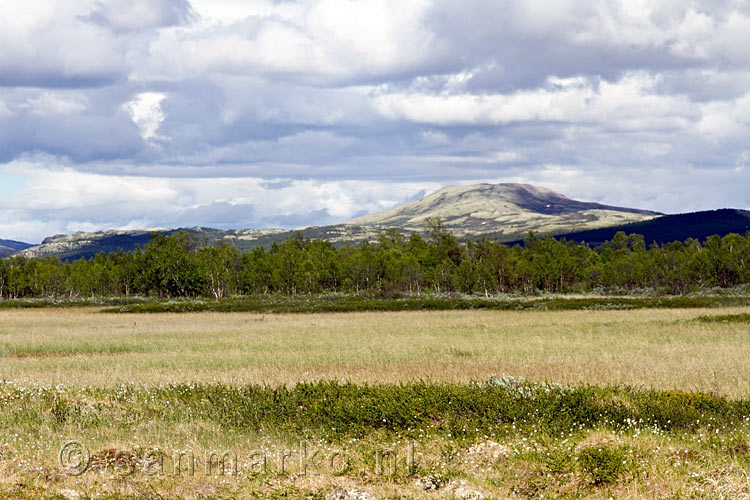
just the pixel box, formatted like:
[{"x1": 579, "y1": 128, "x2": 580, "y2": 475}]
[{"x1": 577, "y1": 445, "x2": 630, "y2": 485}]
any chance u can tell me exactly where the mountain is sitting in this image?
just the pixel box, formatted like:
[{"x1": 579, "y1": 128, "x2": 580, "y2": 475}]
[
  {"x1": 346, "y1": 183, "x2": 659, "y2": 238},
  {"x1": 15, "y1": 228, "x2": 174, "y2": 260},
  {"x1": 0, "y1": 238, "x2": 32, "y2": 257},
  {"x1": 17, "y1": 227, "x2": 286, "y2": 260},
  {"x1": 15, "y1": 183, "x2": 659, "y2": 260},
  {"x1": 538, "y1": 209, "x2": 750, "y2": 246}
]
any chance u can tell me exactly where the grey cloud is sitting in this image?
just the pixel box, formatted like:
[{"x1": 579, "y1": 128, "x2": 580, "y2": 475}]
[
  {"x1": 0, "y1": 87, "x2": 148, "y2": 163},
  {"x1": 169, "y1": 203, "x2": 336, "y2": 230},
  {"x1": 263, "y1": 209, "x2": 337, "y2": 229},
  {"x1": 82, "y1": 0, "x2": 195, "y2": 32},
  {"x1": 423, "y1": 0, "x2": 750, "y2": 91},
  {"x1": 171, "y1": 201, "x2": 261, "y2": 227},
  {"x1": 0, "y1": 71, "x2": 123, "y2": 89},
  {"x1": 655, "y1": 69, "x2": 750, "y2": 102}
]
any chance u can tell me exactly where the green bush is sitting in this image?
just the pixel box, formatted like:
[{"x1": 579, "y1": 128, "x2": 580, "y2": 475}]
[
  {"x1": 696, "y1": 313, "x2": 750, "y2": 323},
  {"x1": 577, "y1": 445, "x2": 631, "y2": 485},
  {"x1": 100, "y1": 294, "x2": 750, "y2": 314}
]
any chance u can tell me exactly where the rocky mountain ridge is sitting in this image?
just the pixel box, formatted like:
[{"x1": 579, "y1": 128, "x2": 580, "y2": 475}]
[{"x1": 346, "y1": 183, "x2": 658, "y2": 238}]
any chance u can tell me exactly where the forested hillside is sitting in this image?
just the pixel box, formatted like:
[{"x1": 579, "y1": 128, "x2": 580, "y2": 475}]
[
  {"x1": 0, "y1": 239, "x2": 32, "y2": 257},
  {"x1": 2, "y1": 220, "x2": 750, "y2": 298},
  {"x1": 546, "y1": 209, "x2": 750, "y2": 245}
]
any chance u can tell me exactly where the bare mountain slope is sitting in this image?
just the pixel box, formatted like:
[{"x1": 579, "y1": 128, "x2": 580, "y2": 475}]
[{"x1": 346, "y1": 183, "x2": 659, "y2": 238}]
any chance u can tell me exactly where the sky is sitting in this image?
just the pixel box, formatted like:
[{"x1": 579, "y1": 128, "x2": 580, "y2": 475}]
[{"x1": 1, "y1": 0, "x2": 750, "y2": 243}]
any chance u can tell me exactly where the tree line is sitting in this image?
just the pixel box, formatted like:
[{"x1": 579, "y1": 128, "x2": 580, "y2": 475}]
[{"x1": 1, "y1": 221, "x2": 749, "y2": 299}]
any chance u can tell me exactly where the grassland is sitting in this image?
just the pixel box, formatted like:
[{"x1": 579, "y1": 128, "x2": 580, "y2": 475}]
[
  {"x1": 1, "y1": 307, "x2": 750, "y2": 395},
  {"x1": 0, "y1": 306, "x2": 749, "y2": 499}
]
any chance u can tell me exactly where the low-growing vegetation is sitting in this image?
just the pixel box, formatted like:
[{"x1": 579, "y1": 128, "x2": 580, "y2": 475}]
[
  {"x1": 0, "y1": 379, "x2": 748, "y2": 499},
  {"x1": 696, "y1": 312, "x2": 750, "y2": 323},
  {"x1": 2, "y1": 292, "x2": 750, "y2": 315},
  {"x1": 101, "y1": 293, "x2": 750, "y2": 314},
  {"x1": 4, "y1": 379, "x2": 747, "y2": 442}
]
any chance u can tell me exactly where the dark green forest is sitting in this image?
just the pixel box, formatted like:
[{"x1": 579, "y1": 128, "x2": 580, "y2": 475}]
[
  {"x1": 538, "y1": 208, "x2": 750, "y2": 246},
  {"x1": 1, "y1": 221, "x2": 750, "y2": 299}
]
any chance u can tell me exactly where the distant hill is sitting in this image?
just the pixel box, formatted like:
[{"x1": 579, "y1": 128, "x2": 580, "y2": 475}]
[
  {"x1": 0, "y1": 238, "x2": 32, "y2": 257},
  {"x1": 532, "y1": 209, "x2": 750, "y2": 246},
  {"x1": 15, "y1": 183, "x2": 660, "y2": 260},
  {"x1": 17, "y1": 227, "x2": 282, "y2": 261},
  {"x1": 17, "y1": 229, "x2": 176, "y2": 261},
  {"x1": 15, "y1": 225, "x2": 386, "y2": 260},
  {"x1": 347, "y1": 183, "x2": 659, "y2": 238}
]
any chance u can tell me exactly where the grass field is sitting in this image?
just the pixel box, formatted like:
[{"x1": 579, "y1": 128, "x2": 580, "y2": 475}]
[
  {"x1": 1, "y1": 306, "x2": 749, "y2": 499},
  {"x1": 1, "y1": 307, "x2": 750, "y2": 395}
]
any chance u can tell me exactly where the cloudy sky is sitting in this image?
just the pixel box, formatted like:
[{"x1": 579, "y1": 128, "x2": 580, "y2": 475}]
[{"x1": 1, "y1": 0, "x2": 749, "y2": 243}]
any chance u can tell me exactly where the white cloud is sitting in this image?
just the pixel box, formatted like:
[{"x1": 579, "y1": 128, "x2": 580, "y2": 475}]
[
  {"x1": 188, "y1": 0, "x2": 296, "y2": 25},
  {"x1": 138, "y1": 0, "x2": 436, "y2": 84},
  {"x1": 0, "y1": 0, "x2": 127, "y2": 86},
  {"x1": 8, "y1": 168, "x2": 177, "y2": 211},
  {"x1": 697, "y1": 93, "x2": 750, "y2": 142},
  {"x1": 514, "y1": 163, "x2": 750, "y2": 216},
  {"x1": 372, "y1": 72, "x2": 695, "y2": 130},
  {"x1": 124, "y1": 92, "x2": 167, "y2": 141},
  {"x1": 0, "y1": 220, "x2": 52, "y2": 245}
]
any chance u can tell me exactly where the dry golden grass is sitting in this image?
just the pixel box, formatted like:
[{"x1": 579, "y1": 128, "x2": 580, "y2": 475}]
[{"x1": 0, "y1": 307, "x2": 748, "y2": 397}]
